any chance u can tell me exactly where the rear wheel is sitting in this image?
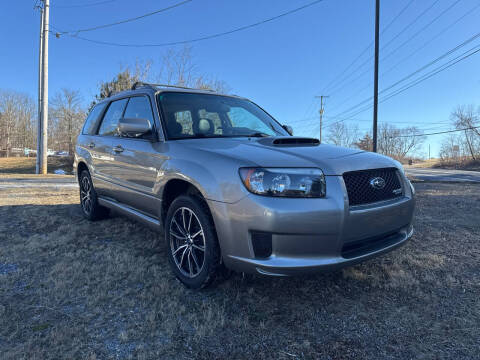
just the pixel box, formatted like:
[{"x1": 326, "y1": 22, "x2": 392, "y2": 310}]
[
  {"x1": 165, "y1": 195, "x2": 222, "y2": 289},
  {"x1": 79, "y1": 170, "x2": 109, "y2": 221}
]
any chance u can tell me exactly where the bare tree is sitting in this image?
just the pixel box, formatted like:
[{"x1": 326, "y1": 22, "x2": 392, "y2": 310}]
[
  {"x1": 156, "y1": 46, "x2": 230, "y2": 93},
  {"x1": 450, "y1": 105, "x2": 479, "y2": 160},
  {"x1": 326, "y1": 122, "x2": 360, "y2": 148},
  {"x1": 0, "y1": 90, "x2": 36, "y2": 157},
  {"x1": 439, "y1": 133, "x2": 464, "y2": 161},
  {"x1": 50, "y1": 89, "x2": 85, "y2": 154},
  {"x1": 353, "y1": 124, "x2": 425, "y2": 161},
  {"x1": 92, "y1": 46, "x2": 230, "y2": 109},
  {"x1": 377, "y1": 124, "x2": 425, "y2": 160}
]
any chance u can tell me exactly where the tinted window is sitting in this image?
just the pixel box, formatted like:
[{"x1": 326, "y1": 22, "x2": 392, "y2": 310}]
[
  {"x1": 82, "y1": 102, "x2": 107, "y2": 135},
  {"x1": 98, "y1": 98, "x2": 128, "y2": 136},
  {"x1": 158, "y1": 92, "x2": 287, "y2": 140},
  {"x1": 124, "y1": 96, "x2": 154, "y2": 122}
]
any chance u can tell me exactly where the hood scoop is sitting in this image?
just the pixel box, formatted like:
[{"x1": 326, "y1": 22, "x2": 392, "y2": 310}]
[{"x1": 262, "y1": 137, "x2": 320, "y2": 147}]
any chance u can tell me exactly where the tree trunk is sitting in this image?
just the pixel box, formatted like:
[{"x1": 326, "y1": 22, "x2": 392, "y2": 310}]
[{"x1": 464, "y1": 130, "x2": 476, "y2": 161}]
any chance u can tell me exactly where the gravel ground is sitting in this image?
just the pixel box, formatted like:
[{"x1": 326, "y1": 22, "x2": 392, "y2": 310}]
[{"x1": 0, "y1": 183, "x2": 479, "y2": 359}]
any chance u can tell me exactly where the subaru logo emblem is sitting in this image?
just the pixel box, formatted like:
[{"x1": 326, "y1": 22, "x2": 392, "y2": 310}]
[{"x1": 369, "y1": 177, "x2": 386, "y2": 190}]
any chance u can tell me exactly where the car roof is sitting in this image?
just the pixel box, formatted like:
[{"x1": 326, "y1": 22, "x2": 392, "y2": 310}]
[{"x1": 99, "y1": 84, "x2": 244, "y2": 104}]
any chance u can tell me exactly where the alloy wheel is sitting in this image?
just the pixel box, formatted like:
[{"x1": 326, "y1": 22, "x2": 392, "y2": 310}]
[
  {"x1": 80, "y1": 175, "x2": 93, "y2": 215},
  {"x1": 169, "y1": 207, "x2": 206, "y2": 278}
]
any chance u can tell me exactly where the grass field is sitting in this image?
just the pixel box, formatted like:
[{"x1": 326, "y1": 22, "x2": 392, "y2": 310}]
[
  {"x1": 0, "y1": 183, "x2": 479, "y2": 359},
  {"x1": 0, "y1": 157, "x2": 73, "y2": 174}
]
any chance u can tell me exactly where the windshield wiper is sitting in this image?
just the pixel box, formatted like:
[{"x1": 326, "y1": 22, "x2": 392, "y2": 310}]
[{"x1": 246, "y1": 132, "x2": 271, "y2": 137}]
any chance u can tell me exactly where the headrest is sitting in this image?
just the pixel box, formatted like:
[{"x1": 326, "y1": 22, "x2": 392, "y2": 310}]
[{"x1": 197, "y1": 118, "x2": 212, "y2": 134}]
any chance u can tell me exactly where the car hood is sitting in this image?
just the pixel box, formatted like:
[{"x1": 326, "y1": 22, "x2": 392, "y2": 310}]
[{"x1": 176, "y1": 137, "x2": 400, "y2": 176}]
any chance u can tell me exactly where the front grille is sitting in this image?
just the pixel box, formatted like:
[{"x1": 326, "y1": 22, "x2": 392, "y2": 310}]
[{"x1": 343, "y1": 167, "x2": 402, "y2": 206}]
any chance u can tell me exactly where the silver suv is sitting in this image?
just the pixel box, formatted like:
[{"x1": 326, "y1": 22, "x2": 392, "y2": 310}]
[{"x1": 74, "y1": 82, "x2": 415, "y2": 289}]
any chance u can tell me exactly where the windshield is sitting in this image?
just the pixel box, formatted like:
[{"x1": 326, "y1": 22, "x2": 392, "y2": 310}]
[{"x1": 157, "y1": 92, "x2": 288, "y2": 140}]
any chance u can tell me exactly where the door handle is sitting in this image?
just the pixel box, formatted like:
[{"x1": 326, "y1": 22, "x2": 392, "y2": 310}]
[
  {"x1": 88, "y1": 142, "x2": 95, "y2": 149},
  {"x1": 113, "y1": 145, "x2": 124, "y2": 153}
]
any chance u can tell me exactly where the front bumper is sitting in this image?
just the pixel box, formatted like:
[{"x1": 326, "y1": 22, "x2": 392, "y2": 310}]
[{"x1": 208, "y1": 175, "x2": 415, "y2": 276}]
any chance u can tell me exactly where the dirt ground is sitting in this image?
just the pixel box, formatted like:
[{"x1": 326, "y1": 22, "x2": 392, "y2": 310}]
[{"x1": 0, "y1": 183, "x2": 479, "y2": 359}]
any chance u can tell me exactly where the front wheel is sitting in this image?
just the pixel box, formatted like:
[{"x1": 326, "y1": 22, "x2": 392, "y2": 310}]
[{"x1": 165, "y1": 195, "x2": 222, "y2": 289}]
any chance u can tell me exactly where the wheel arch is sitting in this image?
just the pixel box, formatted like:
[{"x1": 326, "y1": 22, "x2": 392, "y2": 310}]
[
  {"x1": 77, "y1": 161, "x2": 89, "y2": 181},
  {"x1": 161, "y1": 178, "x2": 211, "y2": 225}
]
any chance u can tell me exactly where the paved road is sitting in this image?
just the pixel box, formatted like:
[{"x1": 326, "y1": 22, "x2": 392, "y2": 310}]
[
  {"x1": 405, "y1": 167, "x2": 480, "y2": 182},
  {"x1": 0, "y1": 176, "x2": 78, "y2": 189}
]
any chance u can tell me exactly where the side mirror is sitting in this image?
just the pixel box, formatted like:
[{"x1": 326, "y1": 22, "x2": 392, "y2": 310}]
[
  {"x1": 282, "y1": 125, "x2": 293, "y2": 136},
  {"x1": 117, "y1": 118, "x2": 152, "y2": 137}
]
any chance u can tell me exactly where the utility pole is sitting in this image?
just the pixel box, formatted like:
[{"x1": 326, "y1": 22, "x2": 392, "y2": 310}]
[
  {"x1": 428, "y1": 144, "x2": 431, "y2": 159},
  {"x1": 372, "y1": 0, "x2": 380, "y2": 152},
  {"x1": 315, "y1": 95, "x2": 329, "y2": 143},
  {"x1": 36, "y1": 5, "x2": 44, "y2": 174},
  {"x1": 40, "y1": 0, "x2": 49, "y2": 174}
]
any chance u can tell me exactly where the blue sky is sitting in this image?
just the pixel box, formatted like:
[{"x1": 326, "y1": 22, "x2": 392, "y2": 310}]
[{"x1": 1, "y1": 0, "x2": 479, "y2": 157}]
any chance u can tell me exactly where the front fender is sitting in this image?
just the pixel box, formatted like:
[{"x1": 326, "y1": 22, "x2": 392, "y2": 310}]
[{"x1": 158, "y1": 158, "x2": 249, "y2": 204}]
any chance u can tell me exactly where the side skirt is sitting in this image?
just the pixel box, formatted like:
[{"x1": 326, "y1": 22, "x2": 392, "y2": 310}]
[{"x1": 98, "y1": 197, "x2": 162, "y2": 232}]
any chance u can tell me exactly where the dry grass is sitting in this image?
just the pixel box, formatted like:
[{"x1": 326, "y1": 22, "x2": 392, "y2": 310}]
[
  {"x1": 0, "y1": 157, "x2": 73, "y2": 174},
  {"x1": 406, "y1": 158, "x2": 443, "y2": 168},
  {"x1": 407, "y1": 158, "x2": 480, "y2": 172},
  {"x1": 0, "y1": 183, "x2": 479, "y2": 359},
  {"x1": 432, "y1": 159, "x2": 480, "y2": 172}
]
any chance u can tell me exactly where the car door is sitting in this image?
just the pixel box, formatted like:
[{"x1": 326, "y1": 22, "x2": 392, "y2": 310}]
[
  {"x1": 77, "y1": 101, "x2": 107, "y2": 175},
  {"x1": 109, "y1": 95, "x2": 167, "y2": 217},
  {"x1": 94, "y1": 97, "x2": 129, "y2": 197}
]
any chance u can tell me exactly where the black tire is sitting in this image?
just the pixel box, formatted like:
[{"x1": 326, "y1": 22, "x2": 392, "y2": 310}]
[
  {"x1": 165, "y1": 195, "x2": 222, "y2": 289},
  {"x1": 79, "y1": 170, "x2": 109, "y2": 221}
]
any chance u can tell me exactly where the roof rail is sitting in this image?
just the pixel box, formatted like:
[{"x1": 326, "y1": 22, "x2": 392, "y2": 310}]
[{"x1": 131, "y1": 81, "x2": 216, "y2": 92}]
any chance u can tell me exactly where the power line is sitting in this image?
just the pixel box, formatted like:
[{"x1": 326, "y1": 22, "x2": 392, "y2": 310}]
[
  {"x1": 395, "y1": 126, "x2": 480, "y2": 138},
  {"x1": 56, "y1": 0, "x2": 193, "y2": 35},
  {"x1": 325, "y1": 43, "x2": 480, "y2": 127},
  {"x1": 54, "y1": 0, "x2": 325, "y2": 47},
  {"x1": 377, "y1": 45, "x2": 480, "y2": 104},
  {"x1": 328, "y1": 31, "x2": 480, "y2": 121},
  {"x1": 324, "y1": 0, "x2": 442, "y2": 97},
  {"x1": 381, "y1": 0, "x2": 462, "y2": 63},
  {"x1": 381, "y1": 0, "x2": 441, "y2": 51},
  {"x1": 51, "y1": 0, "x2": 117, "y2": 8},
  {"x1": 320, "y1": 0, "x2": 415, "y2": 95},
  {"x1": 380, "y1": 0, "x2": 416, "y2": 34},
  {"x1": 326, "y1": 0, "x2": 461, "y2": 102},
  {"x1": 325, "y1": 1, "x2": 480, "y2": 112},
  {"x1": 289, "y1": 114, "x2": 451, "y2": 128}
]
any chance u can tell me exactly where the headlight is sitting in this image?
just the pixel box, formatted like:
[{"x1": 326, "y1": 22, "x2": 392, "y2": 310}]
[{"x1": 239, "y1": 168, "x2": 326, "y2": 198}]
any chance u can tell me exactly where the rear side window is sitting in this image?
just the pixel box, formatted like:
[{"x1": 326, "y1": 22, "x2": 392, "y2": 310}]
[
  {"x1": 98, "y1": 98, "x2": 128, "y2": 136},
  {"x1": 124, "y1": 96, "x2": 154, "y2": 122},
  {"x1": 82, "y1": 102, "x2": 107, "y2": 135}
]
